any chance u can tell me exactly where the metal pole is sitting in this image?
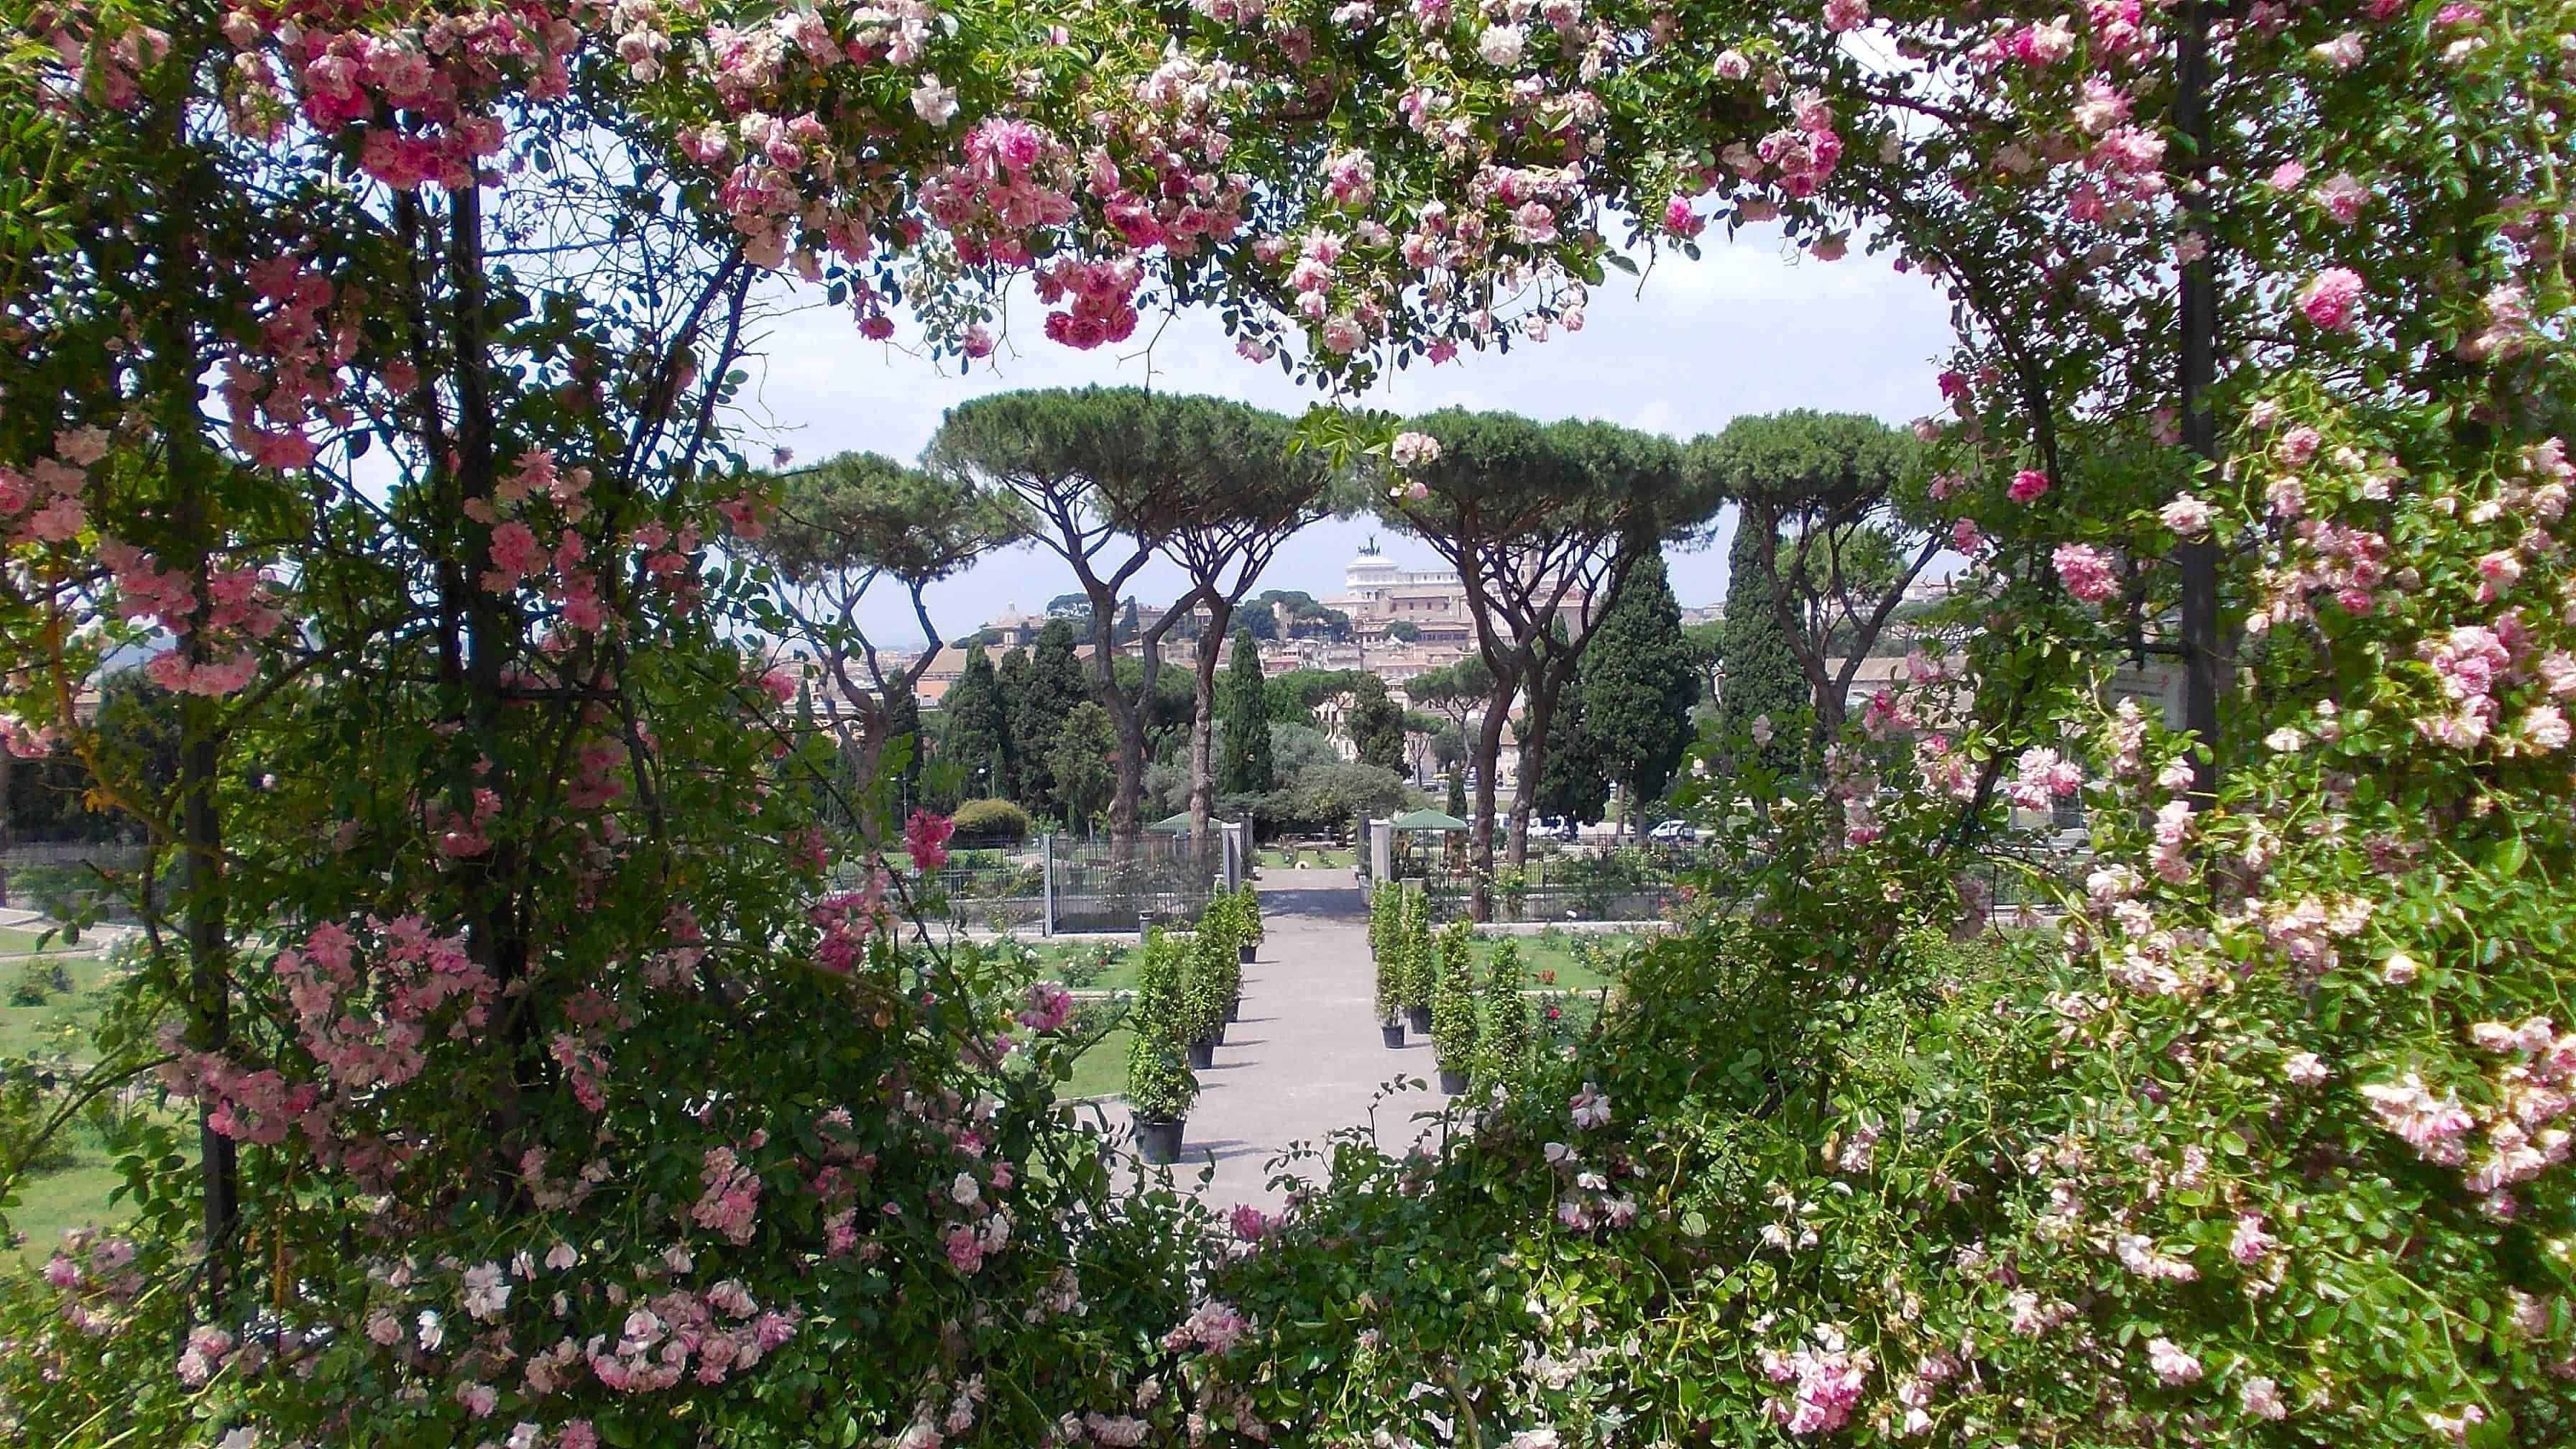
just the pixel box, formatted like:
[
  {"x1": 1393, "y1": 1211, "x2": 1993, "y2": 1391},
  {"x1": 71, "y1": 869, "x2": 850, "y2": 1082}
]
[{"x1": 1041, "y1": 831, "x2": 1056, "y2": 938}]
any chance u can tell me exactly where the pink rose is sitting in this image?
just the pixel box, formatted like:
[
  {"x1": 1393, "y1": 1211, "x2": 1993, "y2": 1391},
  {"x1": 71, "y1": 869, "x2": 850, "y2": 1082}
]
[
  {"x1": 905, "y1": 809, "x2": 956, "y2": 872},
  {"x1": 2296, "y1": 267, "x2": 2365, "y2": 331},
  {"x1": 2053, "y1": 543, "x2": 2119, "y2": 604}
]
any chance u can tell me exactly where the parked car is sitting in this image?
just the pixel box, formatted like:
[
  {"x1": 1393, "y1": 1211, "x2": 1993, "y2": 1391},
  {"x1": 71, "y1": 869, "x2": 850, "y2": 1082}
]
[
  {"x1": 1534, "y1": 815, "x2": 1579, "y2": 842},
  {"x1": 1647, "y1": 818, "x2": 1700, "y2": 844}
]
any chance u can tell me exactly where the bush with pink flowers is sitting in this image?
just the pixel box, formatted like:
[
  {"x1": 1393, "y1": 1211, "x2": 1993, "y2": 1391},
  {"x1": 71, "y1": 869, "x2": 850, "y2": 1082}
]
[{"x1": 1, "y1": 0, "x2": 2570, "y2": 1445}]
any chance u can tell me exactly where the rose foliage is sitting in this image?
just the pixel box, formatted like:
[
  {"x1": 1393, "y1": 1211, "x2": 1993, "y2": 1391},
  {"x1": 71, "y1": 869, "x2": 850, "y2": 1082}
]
[{"x1": 1, "y1": 0, "x2": 2572, "y2": 1445}]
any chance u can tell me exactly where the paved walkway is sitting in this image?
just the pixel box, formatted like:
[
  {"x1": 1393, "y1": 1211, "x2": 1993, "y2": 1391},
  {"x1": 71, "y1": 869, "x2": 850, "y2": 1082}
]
[{"x1": 1145, "y1": 868, "x2": 1453, "y2": 1210}]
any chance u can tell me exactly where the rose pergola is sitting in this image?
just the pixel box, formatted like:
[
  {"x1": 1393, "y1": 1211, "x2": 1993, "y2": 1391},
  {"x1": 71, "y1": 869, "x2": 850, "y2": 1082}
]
[{"x1": 1, "y1": 0, "x2": 2569, "y2": 1445}]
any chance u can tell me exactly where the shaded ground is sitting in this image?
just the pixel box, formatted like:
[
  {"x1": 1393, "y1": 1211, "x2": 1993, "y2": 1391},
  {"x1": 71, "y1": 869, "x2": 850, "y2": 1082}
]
[{"x1": 1118, "y1": 868, "x2": 1455, "y2": 1211}]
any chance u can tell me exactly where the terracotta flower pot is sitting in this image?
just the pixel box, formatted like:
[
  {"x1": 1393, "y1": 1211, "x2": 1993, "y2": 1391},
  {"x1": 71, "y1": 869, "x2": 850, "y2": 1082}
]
[
  {"x1": 1135, "y1": 1116, "x2": 1184, "y2": 1164},
  {"x1": 1187, "y1": 1037, "x2": 1215, "y2": 1070},
  {"x1": 1381, "y1": 1021, "x2": 1406, "y2": 1049}
]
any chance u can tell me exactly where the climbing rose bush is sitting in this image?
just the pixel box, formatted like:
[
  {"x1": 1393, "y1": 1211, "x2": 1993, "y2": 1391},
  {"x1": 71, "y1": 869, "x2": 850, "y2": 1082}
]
[{"x1": 1, "y1": 0, "x2": 2572, "y2": 1445}]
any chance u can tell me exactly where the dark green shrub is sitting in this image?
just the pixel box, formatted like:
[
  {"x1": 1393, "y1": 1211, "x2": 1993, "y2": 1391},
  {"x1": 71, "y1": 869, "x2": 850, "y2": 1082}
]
[
  {"x1": 1123, "y1": 931, "x2": 1198, "y2": 1121},
  {"x1": 1430, "y1": 920, "x2": 1478, "y2": 1074},
  {"x1": 7, "y1": 959, "x2": 70, "y2": 1008},
  {"x1": 950, "y1": 797, "x2": 1031, "y2": 842}
]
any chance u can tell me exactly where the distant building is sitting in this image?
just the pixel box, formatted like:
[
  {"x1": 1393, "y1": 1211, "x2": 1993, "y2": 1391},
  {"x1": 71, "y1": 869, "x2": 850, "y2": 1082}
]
[{"x1": 1324, "y1": 538, "x2": 1588, "y2": 648}]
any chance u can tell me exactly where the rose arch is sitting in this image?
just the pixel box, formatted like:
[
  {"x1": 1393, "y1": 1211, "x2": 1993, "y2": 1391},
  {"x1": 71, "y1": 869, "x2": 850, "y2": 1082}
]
[{"x1": 0, "y1": 0, "x2": 2568, "y2": 1444}]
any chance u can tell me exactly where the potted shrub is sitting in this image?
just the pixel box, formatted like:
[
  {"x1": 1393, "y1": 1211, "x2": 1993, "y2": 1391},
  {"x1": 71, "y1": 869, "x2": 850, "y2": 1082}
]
[
  {"x1": 1367, "y1": 879, "x2": 1402, "y2": 965},
  {"x1": 1401, "y1": 894, "x2": 1435, "y2": 1036},
  {"x1": 1471, "y1": 937, "x2": 1531, "y2": 1094},
  {"x1": 1126, "y1": 931, "x2": 1200, "y2": 1164},
  {"x1": 1184, "y1": 907, "x2": 1236, "y2": 1057},
  {"x1": 1234, "y1": 883, "x2": 1260, "y2": 967},
  {"x1": 1373, "y1": 887, "x2": 1407, "y2": 1046},
  {"x1": 1430, "y1": 919, "x2": 1479, "y2": 1095}
]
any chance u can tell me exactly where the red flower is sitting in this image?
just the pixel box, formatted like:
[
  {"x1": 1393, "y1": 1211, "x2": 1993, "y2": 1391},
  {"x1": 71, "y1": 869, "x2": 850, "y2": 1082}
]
[{"x1": 905, "y1": 809, "x2": 956, "y2": 872}]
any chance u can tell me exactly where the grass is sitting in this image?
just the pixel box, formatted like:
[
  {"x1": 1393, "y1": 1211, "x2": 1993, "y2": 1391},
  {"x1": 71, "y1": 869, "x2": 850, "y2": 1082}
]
[
  {"x1": 0, "y1": 949, "x2": 123, "y2": 1062},
  {"x1": 0, "y1": 942, "x2": 159, "y2": 1266},
  {"x1": 1260, "y1": 847, "x2": 1354, "y2": 870},
  {"x1": 1466, "y1": 928, "x2": 1644, "y2": 994},
  {"x1": 6, "y1": 1161, "x2": 131, "y2": 1266},
  {"x1": 1002, "y1": 939, "x2": 1144, "y2": 993},
  {"x1": 1060, "y1": 1025, "x2": 1133, "y2": 1101},
  {"x1": 0, "y1": 925, "x2": 77, "y2": 954}
]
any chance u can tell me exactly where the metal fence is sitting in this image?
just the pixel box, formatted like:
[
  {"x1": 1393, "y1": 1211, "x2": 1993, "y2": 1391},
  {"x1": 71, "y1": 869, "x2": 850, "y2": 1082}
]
[
  {"x1": 915, "y1": 850, "x2": 1048, "y2": 932},
  {"x1": 1409, "y1": 851, "x2": 1685, "y2": 924},
  {"x1": 1, "y1": 843, "x2": 157, "y2": 919},
  {"x1": 839, "y1": 829, "x2": 1242, "y2": 935},
  {"x1": 1048, "y1": 832, "x2": 1230, "y2": 934}
]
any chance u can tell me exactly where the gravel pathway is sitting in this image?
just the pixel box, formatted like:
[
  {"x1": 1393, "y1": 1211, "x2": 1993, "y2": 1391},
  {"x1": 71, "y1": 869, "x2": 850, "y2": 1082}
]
[{"x1": 1144, "y1": 868, "x2": 1455, "y2": 1212}]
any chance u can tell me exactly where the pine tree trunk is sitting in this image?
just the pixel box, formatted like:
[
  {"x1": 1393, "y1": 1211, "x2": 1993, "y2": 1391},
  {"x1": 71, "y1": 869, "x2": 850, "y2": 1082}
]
[
  {"x1": 1507, "y1": 680, "x2": 1554, "y2": 868},
  {"x1": 1187, "y1": 603, "x2": 1232, "y2": 837},
  {"x1": 1469, "y1": 702, "x2": 1510, "y2": 921}
]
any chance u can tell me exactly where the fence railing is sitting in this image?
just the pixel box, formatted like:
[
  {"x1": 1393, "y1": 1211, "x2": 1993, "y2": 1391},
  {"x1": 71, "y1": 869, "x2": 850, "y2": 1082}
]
[
  {"x1": 1417, "y1": 875, "x2": 1680, "y2": 924},
  {"x1": 2, "y1": 843, "x2": 157, "y2": 920},
  {"x1": 1049, "y1": 832, "x2": 1229, "y2": 934},
  {"x1": 833, "y1": 829, "x2": 1242, "y2": 935}
]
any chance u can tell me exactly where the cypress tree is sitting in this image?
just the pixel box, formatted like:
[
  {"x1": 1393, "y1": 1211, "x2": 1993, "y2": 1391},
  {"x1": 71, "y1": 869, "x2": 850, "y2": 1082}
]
[
  {"x1": 1218, "y1": 628, "x2": 1274, "y2": 796},
  {"x1": 1532, "y1": 684, "x2": 1611, "y2": 825},
  {"x1": 1349, "y1": 674, "x2": 1406, "y2": 773},
  {"x1": 942, "y1": 645, "x2": 1009, "y2": 802},
  {"x1": 1445, "y1": 766, "x2": 1468, "y2": 819},
  {"x1": 883, "y1": 674, "x2": 921, "y2": 806},
  {"x1": 1580, "y1": 548, "x2": 1701, "y2": 832},
  {"x1": 1718, "y1": 509, "x2": 1809, "y2": 773}
]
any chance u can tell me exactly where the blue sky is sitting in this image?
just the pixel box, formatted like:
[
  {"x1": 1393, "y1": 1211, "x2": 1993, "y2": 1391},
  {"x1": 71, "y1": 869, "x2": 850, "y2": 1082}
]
[{"x1": 739, "y1": 219, "x2": 1956, "y2": 647}]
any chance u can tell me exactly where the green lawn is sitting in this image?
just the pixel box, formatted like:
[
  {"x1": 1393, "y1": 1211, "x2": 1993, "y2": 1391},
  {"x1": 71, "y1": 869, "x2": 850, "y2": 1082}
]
[
  {"x1": 6, "y1": 1160, "x2": 131, "y2": 1266},
  {"x1": 1060, "y1": 1025, "x2": 1133, "y2": 1101},
  {"x1": 1002, "y1": 939, "x2": 1143, "y2": 992},
  {"x1": 0, "y1": 949, "x2": 122, "y2": 1062},
  {"x1": 0, "y1": 925, "x2": 73, "y2": 954},
  {"x1": 1260, "y1": 847, "x2": 1354, "y2": 870},
  {"x1": 1466, "y1": 929, "x2": 1644, "y2": 993}
]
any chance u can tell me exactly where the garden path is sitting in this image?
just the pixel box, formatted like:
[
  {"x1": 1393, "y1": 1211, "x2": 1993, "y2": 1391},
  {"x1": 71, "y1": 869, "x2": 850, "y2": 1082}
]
[{"x1": 1143, "y1": 868, "x2": 1454, "y2": 1213}]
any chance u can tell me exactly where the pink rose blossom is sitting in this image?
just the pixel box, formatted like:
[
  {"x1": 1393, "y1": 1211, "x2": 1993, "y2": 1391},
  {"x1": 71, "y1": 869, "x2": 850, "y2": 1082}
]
[
  {"x1": 906, "y1": 809, "x2": 957, "y2": 871},
  {"x1": 2008, "y1": 469, "x2": 2051, "y2": 503},
  {"x1": 2159, "y1": 494, "x2": 2214, "y2": 535},
  {"x1": 2146, "y1": 1337, "x2": 2202, "y2": 1386},
  {"x1": 2296, "y1": 267, "x2": 2365, "y2": 331},
  {"x1": 2053, "y1": 543, "x2": 2119, "y2": 604},
  {"x1": 2312, "y1": 172, "x2": 2370, "y2": 224},
  {"x1": 1016, "y1": 981, "x2": 1074, "y2": 1032}
]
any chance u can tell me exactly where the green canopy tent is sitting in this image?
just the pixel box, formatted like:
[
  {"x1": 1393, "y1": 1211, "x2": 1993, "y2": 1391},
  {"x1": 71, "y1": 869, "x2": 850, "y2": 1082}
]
[
  {"x1": 1389, "y1": 808, "x2": 1469, "y2": 832},
  {"x1": 1145, "y1": 813, "x2": 1197, "y2": 834},
  {"x1": 1387, "y1": 807, "x2": 1470, "y2": 878}
]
